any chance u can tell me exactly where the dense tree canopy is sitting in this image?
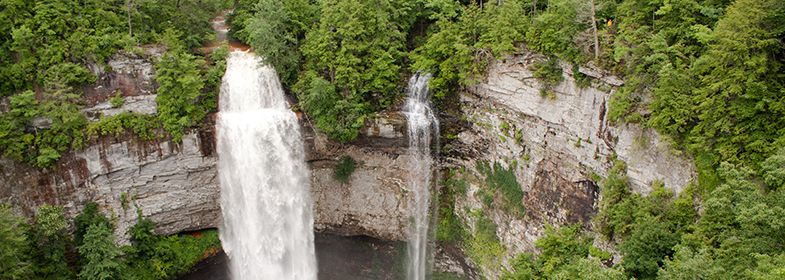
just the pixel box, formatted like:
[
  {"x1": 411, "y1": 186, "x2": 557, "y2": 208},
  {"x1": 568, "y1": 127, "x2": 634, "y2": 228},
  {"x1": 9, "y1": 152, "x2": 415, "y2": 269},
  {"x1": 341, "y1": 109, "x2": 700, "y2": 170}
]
[
  {"x1": 0, "y1": 0, "x2": 784, "y2": 279},
  {"x1": 0, "y1": 0, "x2": 230, "y2": 167}
]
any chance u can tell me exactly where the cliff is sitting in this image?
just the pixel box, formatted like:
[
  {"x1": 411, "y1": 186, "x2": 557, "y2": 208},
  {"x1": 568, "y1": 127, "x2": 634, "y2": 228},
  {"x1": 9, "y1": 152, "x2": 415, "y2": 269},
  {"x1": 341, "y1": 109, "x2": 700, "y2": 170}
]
[
  {"x1": 444, "y1": 53, "x2": 695, "y2": 276},
  {"x1": 0, "y1": 49, "x2": 696, "y2": 278},
  {"x1": 0, "y1": 50, "x2": 415, "y2": 242}
]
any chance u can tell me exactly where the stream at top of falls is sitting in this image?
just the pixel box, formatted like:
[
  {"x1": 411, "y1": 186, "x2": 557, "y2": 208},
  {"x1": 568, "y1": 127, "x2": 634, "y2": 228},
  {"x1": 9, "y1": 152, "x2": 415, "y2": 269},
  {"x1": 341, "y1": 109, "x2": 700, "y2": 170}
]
[
  {"x1": 405, "y1": 72, "x2": 439, "y2": 280},
  {"x1": 217, "y1": 51, "x2": 317, "y2": 280}
]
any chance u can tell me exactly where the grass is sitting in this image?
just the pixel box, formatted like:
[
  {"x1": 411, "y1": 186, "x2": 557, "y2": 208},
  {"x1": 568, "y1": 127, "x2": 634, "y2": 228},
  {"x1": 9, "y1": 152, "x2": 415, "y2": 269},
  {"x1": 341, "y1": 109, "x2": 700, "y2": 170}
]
[
  {"x1": 476, "y1": 161, "x2": 526, "y2": 217},
  {"x1": 465, "y1": 210, "x2": 505, "y2": 270},
  {"x1": 436, "y1": 169, "x2": 469, "y2": 243}
]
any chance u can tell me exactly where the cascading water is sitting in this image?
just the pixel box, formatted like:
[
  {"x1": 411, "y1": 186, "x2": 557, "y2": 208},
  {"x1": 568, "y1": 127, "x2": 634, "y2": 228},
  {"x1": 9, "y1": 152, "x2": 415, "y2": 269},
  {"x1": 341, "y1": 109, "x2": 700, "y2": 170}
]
[
  {"x1": 404, "y1": 73, "x2": 439, "y2": 280},
  {"x1": 217, "y1": 51, "x2": 317, "y2": 280}
]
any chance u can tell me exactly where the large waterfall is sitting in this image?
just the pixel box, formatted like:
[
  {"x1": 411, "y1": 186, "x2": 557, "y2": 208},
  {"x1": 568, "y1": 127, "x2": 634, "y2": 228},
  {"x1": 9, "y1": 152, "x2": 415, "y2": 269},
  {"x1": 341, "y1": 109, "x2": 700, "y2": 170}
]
[
  {"x1": 217, "y1": 51, "x2": 317, "y2": 280},
  {"x1": 405, "y1": 73, "x2": 439, "y2": 280}
]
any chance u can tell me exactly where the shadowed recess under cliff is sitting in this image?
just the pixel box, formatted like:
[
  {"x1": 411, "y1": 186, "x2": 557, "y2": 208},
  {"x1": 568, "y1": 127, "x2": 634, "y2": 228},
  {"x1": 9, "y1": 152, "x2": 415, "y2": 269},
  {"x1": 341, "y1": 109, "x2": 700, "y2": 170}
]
[{"x1": 217, "y1": 51, "x2": 316, "y2": 279}]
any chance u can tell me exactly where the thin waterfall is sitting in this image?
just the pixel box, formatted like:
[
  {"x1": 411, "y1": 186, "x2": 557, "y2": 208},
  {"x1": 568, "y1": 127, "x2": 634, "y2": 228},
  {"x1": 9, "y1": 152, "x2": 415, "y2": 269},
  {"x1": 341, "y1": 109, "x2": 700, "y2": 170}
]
[
  {"x1": 405, "y1": 72, "x2": 439, "y2": 280},
  {"x1": 217, "y1": 51, "x2": 317, "y2": 280}
]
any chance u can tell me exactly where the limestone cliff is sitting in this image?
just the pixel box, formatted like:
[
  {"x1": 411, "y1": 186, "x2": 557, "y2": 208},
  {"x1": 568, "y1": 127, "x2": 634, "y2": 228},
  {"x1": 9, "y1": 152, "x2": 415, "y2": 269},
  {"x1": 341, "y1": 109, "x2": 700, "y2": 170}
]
[
  {"x1": 444, "y1": 53, "x2": 696, "y2": 277},
  {"x1": 0, "y1": 50, "x2": 415, "y2": 242},
  {"x1": 0, "y1": 48, "x2": 697, "y2": 278}
]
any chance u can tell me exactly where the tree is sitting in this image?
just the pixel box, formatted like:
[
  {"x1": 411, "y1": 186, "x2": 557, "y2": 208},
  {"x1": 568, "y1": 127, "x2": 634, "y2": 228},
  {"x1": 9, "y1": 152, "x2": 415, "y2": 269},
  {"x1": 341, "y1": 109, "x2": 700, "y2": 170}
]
[
  {"x1": 620, "y1": 216, "x2": 679, "y2": 280},
  {"x1": 689, "y1": 0, "x2": 785, "y2": 166},
  {"x1": 155, "y1": 47, "x2": 205, "y2": 142},
  {"x1": 590, "y1": 0, "x2": 599, "y2": 60},
  {"x1": 243, "y1": 0, "x2": 317, "y2": 86},
  {"x1": 0, "y1": 204, "x2": 32, "y2": 280},
  {"x1": 77, "y1": 223, "x2": 123, "y2": 280},
  {"x1": 30, "y1": 204, "x2": 74, "y2": 279},
  {"x1": 74, "y1": 202, "x2": 110, "y2": 248},
  {"x1": 298, "y1": 0, "x2": 409, "y2": 142}
]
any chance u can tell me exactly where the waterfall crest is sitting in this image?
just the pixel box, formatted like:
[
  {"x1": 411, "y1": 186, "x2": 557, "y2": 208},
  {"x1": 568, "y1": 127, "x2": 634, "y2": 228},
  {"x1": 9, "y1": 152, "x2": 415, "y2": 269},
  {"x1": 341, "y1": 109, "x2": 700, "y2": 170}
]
[
  {"x1": 217, "y1": 51, "x2": 317, "y2": 280},
  {"x1": 405, "y1": 73, "x2": 439, "y2": 280}
]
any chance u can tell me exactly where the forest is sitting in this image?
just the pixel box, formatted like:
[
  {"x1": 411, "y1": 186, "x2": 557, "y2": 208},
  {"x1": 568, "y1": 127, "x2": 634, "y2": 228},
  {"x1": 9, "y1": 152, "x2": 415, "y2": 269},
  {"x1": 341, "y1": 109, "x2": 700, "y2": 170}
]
[{"x1": 1, "y1": 0, "x2": 784, "y2": 279}]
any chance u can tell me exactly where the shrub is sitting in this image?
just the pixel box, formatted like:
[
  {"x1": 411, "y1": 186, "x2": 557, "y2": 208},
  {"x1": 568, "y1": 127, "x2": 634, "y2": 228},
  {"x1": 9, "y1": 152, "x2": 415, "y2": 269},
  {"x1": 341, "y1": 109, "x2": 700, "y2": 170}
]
[
  {"x1": 333, "y1": 156, "x2": 357, "y2": 183},
  {"x1": 465, "y1": 210, "x2": 505, "y2": 270},
  {"x1": 109, "y1": 92, "x2": 124, "y2": 108},
  {"x1": 30, "y1": 205, "x2": 73, "y2": 279},
  {"x1": 531, "y1": 57, "x2": 564, "y2": 96}
]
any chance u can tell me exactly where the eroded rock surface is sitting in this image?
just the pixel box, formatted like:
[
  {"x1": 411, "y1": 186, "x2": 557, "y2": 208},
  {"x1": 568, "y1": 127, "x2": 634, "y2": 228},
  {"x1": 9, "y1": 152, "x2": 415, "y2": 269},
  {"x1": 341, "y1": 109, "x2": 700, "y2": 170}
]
[
  {"x1": 0, "y1": 109, "x2": 414, "y2": 242},
  {"x1": 304, "y1": 114, "x2": 412, "y2": 241},
  {"x1": 446, "y1": 54, "x2": 696, "y2": 276}
]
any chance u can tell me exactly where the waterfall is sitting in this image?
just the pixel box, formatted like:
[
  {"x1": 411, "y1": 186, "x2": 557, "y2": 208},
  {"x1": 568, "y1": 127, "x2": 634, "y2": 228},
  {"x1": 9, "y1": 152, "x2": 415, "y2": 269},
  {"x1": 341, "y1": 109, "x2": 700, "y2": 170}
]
[
  {"x1": 217, "y1": 51, "x2": 317, "y2": 280},
  {"x1": 405, "y1": 73, "x2": 439, "y2": 280}
]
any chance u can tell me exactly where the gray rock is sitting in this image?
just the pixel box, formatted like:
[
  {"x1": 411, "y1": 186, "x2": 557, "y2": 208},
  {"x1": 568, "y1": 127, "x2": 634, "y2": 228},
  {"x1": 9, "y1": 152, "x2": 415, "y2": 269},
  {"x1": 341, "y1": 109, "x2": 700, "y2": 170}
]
[
  {"x1": 32, "y1": 117, "x2": 53, "y2": 129},
  {"x1": 83, "y1": 95, "x2": 158, "y2": 121},
  {"x1": 446, "y1": 56, "x2": 696, "y2": 276}
]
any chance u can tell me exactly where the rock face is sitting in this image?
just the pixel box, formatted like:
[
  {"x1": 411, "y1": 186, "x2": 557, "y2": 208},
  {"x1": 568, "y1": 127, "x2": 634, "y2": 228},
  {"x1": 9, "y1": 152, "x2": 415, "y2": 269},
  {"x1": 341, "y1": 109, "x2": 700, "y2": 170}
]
[
  {"x1": 0, "y1": 48, "x2": 696, "y2": 278},
  {"x1": 0, "y1": 48, "x2": 415, "y2": 242},
  {"x1": 0, "y1": 131, "x2": 220, "y2": 241},
  {"x1": 304, "y1": 113, "x2": 413, "y2": 241},
  {"x1": 445, "y1": 54, "x2": 696, "y2": 276}
]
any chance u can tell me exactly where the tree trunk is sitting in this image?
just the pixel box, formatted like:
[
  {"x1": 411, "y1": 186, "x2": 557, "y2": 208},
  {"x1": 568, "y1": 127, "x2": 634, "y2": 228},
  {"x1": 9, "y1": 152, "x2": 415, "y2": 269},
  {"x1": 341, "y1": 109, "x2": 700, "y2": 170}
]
[
  {"x1": 531, "y1": 0, "x2": 537, "y2": 20},
  {"x1": 126, "y1": 0, "x2": 133, "y2": 37},
  {"x1": 591, "y1": 0, "x2": 600, "y2": 60}
]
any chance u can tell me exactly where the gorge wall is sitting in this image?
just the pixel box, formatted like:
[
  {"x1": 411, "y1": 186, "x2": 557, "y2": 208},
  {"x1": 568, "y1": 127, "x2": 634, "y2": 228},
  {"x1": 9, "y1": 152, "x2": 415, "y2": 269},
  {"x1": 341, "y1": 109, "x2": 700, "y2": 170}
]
[
  {"x1": 0, "y1": 49, "x2": 696, "y2": 277},
  {"x1": 443, "y1": 53, "x2": 695, "y2": 276},
  {"x1": 0, "y1": 49, "x2": 415, "y2": 242}
]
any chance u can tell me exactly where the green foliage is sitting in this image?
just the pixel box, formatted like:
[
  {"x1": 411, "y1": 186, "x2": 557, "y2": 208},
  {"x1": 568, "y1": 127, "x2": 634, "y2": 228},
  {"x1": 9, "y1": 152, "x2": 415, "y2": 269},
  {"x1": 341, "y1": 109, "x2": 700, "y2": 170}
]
[
  {"x1": 502, "y1": 224, "x2": 625, "y2": 279},
  {"x1": 155, "y1": 48, "x2": 206, "y2": 142},
  {"x1": 761, "y1": 149, "x2": 785, "y2": 190},
  {"x1": 464, "y1": 209, "x2": 505, "y2": 270},
  {"x1": 550, "y1": 257, "x2": 626, "y2": 280},
  {"x1": 526, "y1": 0, "x2": 586, "y2": 63},
  {"x1": 620, "y1": 216, "x2": 679, "y2": 279},
  {"x1": 657, "y1": 246, "x2": 726, "y2": 280},
  {"x1": 297, "y1": 74, "x2": 366, "y2": 142},
  {"x1": 0, "y1": 0, "x2": 229, "y2": 168},
  {"x1": 572, "y1": 65, "x2": 591, "y2": 89},
  {"x1": 74, "y1": 202, "x2": 110, "y2": 248},
  {"x1": 436, "y1": 169, "x2": 468, "y2": 242},
  {"x1": 30, "y1": 205, "x2": 74, "y2": 279},
  {"x1": 594, "y1": 160, "x2": 635, "y2": 239},
  {"x1": 476, "y1": 161, "x2": 525, "y2": 217},
  {"x1": 125, "y1": 217, "x2": 222, "y2": 280},
  {"x1": 0, "y1": 89, "x2": 88, "y2": 168},
  {"x1": 607, "y1": 85, "x2": 640, "y2": 124},
  {"x1": 109, "y1": 92, "x2": 125, "y2": 108},
  {"x1": 0, "y1": 204, "x2": 33, "y2": 280},
  {"x1": 333, "y1": 155, "x2": 357, "y2": 183},
  {"x1": 78, "y1": 223, "x2": 124, "y2": 280},
  {"x1": 593, "y1": 161, "x2": 700, "y2": 279},
  {"x1": 285, "y1": 0, "x2": 424, "y2": 142},
  {"x1": 531, "y1": 57, "x2": 564, "y2": 97},
  {"x1": 87, "y1": 113, "x2": 161, "y2": 141},
  {"x1": 535, "y1": 225, "x2": 591, "y2": 276},
  {"x1": 686, "y1": 0, "x2": 785, "y2": 167},
  {"x1": 477, "y1": 0, "x2": 529, "y2": 58},
  {"x1": 241, "y1": 0, "x2": 317, "y2": 86}
]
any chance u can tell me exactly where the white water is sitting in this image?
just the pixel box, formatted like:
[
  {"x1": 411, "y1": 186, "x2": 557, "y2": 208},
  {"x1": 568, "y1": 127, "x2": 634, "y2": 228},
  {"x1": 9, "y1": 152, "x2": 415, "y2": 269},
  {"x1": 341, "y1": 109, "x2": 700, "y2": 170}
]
[
  {"x1": 405, "y1": 73, "x2": 439, "y2": 280},
  {"x1": 217, "y1": 51, "x2": 317, "y2": 280}
]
